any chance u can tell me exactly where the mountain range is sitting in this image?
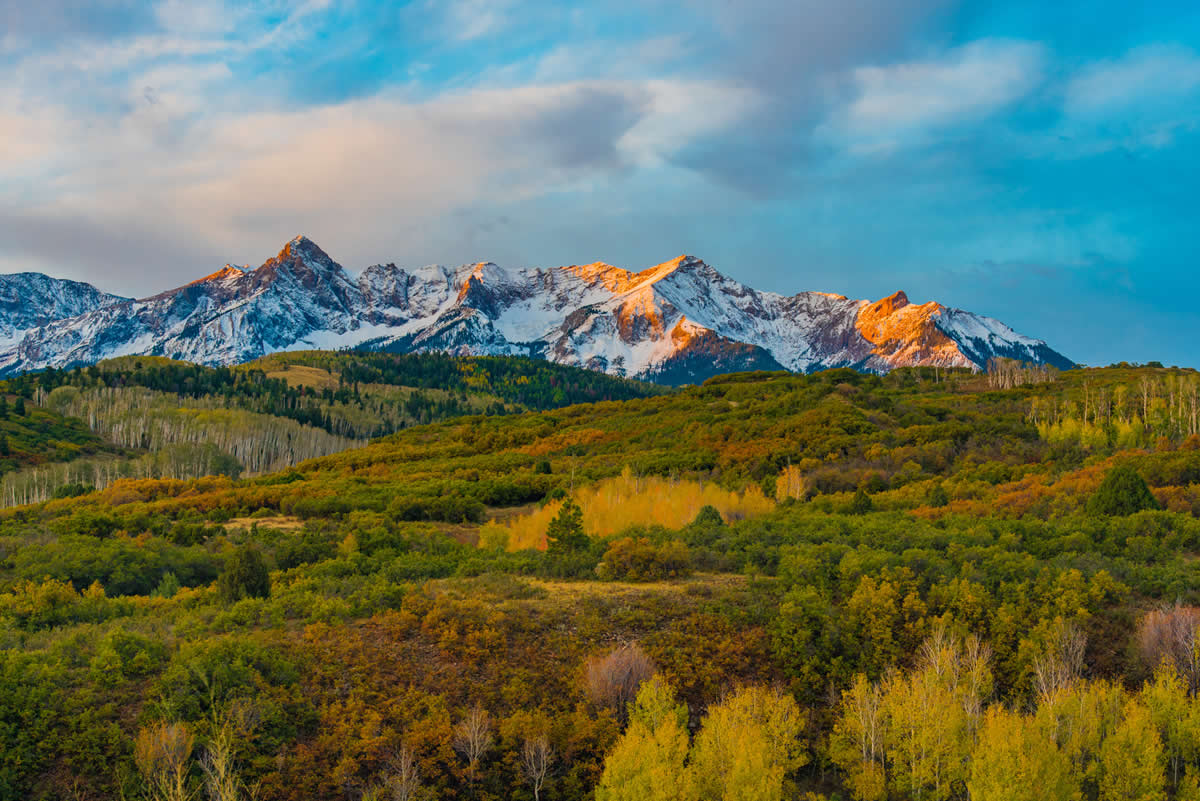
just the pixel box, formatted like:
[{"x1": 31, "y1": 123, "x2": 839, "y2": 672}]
[{"x1": 0, "y1": 236, "x2": 1073, "y2": 382}]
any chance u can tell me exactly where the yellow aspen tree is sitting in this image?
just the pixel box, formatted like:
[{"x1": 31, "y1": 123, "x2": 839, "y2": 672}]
[
  {"x1": 685, "y1": 686, "x2": 807, "y2": 801},
  {"x1": 968, "y1": 706, "x2": 1077, "y2": 801},
  {"x1": 1098, "y1": 699, "x2": 1166, "y2": 801},
  {"x1": 1035, "y1": 678, "x2": 1127, "y2": 790},
  {"x1": 830, "y1": 674, "x2": 886, "y2": 801},
  {"x1": 595, "y1": 676, "x2": 690, "y2": 801},
  {"x1": 1141, "y1": 665, "x2": 1195, "y2": 790}
]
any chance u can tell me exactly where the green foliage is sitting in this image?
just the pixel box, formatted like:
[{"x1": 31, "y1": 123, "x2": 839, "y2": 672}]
[
  {"x1": 692, "y1": 505, "x2": 724, "y2": 527},
  {"x1": 217, "y1": 546, "x2": 271, "y2": 605}
]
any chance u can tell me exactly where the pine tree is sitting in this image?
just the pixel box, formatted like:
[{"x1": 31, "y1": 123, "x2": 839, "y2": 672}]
[
  {"x1": 849, "y1": 486, "x2": 874, "y2": 515},
  {"x1": 1089, "y1": 464, "x2": 1160, "y2": 516},
  {"x1": 217, "y1": 546, "x2": 271, "y2": 604},
  {"x1": 546, "y1": 499, "x2": 588, "y2": 552},
  {"x1": 692, "y1": 505, "x2": 724, "y2": 527}
]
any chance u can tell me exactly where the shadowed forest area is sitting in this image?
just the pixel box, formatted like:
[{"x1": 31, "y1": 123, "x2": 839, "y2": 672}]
[{"x1": 2, "y1": 359, "x2": 1200, "y2": 800}]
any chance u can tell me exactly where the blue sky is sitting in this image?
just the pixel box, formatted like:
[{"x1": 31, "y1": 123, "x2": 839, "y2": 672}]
[{"x1": 1, "y1": 0, "x2": 1198, "y2": 366}]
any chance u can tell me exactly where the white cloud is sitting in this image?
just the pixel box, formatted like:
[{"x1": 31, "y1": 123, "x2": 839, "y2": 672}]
[
  {"x1": 834, "y1": 39, "x2": 1044, "y2": 142},
  {"x1": 1065, "y1": 44, "x2": 1200, "y2": 115}
]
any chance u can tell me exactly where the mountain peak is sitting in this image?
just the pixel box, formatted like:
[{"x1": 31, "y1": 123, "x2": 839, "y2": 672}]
[
  {"x1": 873, "y1": 290, "x2": 910, "y2": 313},
  {"x1": 0, "y1": 243, "x2": 1073, "y2": 380},
  {"x1": 277, "y1": 234, "x2": 326, "y2": 260}
]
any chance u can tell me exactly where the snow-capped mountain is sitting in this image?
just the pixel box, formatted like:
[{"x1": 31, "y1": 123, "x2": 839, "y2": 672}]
[
  {"x1": 0, "y1": 236, "x2": 1073, "y2": 382},
  {"x1": 0, "y1": 273, "x2": 127, "y2": 350}
]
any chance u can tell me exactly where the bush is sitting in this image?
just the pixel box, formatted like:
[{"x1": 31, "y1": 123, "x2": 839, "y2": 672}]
[{"x1": 596, "y1": 537, "x2": 691, "y2": 582}]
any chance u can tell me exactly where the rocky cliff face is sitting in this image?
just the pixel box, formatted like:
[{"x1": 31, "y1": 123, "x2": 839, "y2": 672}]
[{"x1": 0, "y1": 236, "x2": 1074, "y2": 381}]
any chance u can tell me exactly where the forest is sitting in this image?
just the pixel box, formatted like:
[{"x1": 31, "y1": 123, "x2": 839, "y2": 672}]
[{"x1": 2, "y1": 358, "x2": 1200, "y2": 800}]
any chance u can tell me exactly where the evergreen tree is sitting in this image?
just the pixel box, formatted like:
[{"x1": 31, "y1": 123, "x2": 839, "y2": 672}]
[
  {"x1": 0, "y1": 396, "x2": 7, "y2": 419},
  {"x1": 849, "y1": 486, "x2": 874, "y2": 515},
  {"x1": 927, "y1": 483, "x2": 950, "y2": 508},
  {"x1": 546, "y1": 499, "x2": 588, "y2": 552},
  {"x1": 1089, "y1": 464, "x2": 1160, "y2": 516},
  {"x1": 692, "y1": 505, "x2": 724, "y2": 527},
  {"x1": 217, "y1": 546, "x2": 271, "y2": 604},
  {"x1": 13, "y1": 397, "x2": 25, "y2": 417}
]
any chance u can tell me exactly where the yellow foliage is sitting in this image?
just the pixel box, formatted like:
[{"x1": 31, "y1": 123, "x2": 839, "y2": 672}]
[
  {"x1": 777, "y1": 465, "x2": 806, "y2": 502},
  {"x1": 490, "y1": 467, "x2": 775, "y2": 551}
]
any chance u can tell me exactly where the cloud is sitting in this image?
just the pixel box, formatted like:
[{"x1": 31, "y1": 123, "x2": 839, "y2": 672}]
[
  {"x1": 0, "y1": 76, "x2": 756, "y2": 290},
  {"x1": 837, "y1": 40, "x2": 1045, "y2": 140},
  {"x1": 1065, "y1": 44, "x2": 1200, "y2": 115}
]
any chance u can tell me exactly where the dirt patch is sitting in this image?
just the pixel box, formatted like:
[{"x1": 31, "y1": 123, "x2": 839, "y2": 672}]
[{"x1": 225, "y1": 515, "x2": 306, "y2": 532}]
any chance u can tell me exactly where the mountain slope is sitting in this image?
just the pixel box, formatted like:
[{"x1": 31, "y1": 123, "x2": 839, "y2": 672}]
[
  {"x1": 0, "y1": 273, "x2": 126, "y2": 349},
  {"x1": 0, "y1": 237, "x2": 1074, "y2": 380}
]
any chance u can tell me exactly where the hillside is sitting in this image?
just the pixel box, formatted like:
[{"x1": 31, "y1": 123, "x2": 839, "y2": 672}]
[
  {"x1": 0, "y1": 352, "x2": 667, "y2": 505},
  {"x1": 1, "y1": 363, "x2": 1199, "y2": 799},
  {"x1": 0, "y1": 236, "x2": 1072, "y2": 380}
]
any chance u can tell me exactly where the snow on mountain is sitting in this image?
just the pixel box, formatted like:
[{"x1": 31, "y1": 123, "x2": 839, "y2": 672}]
[
  {"x1": 0, "y1": 237, "x2": 1074, "y2": 382},
  {"x1": 0, "y1": 273, "x2": 127, "y2": 350}
]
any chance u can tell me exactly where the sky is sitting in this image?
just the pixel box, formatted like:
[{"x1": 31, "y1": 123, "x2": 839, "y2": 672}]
[{"x1": 1, "y1": 0, "x2": 1199, "y2": 367}]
